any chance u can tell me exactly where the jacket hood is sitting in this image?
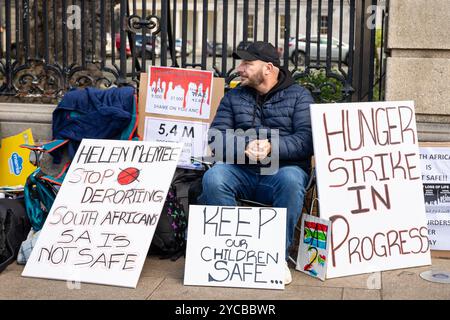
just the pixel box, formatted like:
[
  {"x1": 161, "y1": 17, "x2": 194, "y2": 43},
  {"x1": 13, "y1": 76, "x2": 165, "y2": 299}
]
[
  {"x1": 266, "y1": 66, "x2": 295, "y2": 99},
  {"x1": 252, "y1": 66, "x2": 295, "y2": 103}
]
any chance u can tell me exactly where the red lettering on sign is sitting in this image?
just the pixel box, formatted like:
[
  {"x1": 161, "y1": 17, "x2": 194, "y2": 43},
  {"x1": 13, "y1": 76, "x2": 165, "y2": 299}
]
[{"x1": 149, "y1": 67, "x2": 212, "y2": 115}]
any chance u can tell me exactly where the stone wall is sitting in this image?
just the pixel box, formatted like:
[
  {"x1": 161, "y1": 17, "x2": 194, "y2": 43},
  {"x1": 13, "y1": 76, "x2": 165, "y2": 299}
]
[
  {"x1": 385, "y1": 0, "x2": 450, "y2": 141},
  {"x1": 0, "y1": 103, "x2": 54, "y2": 141}
]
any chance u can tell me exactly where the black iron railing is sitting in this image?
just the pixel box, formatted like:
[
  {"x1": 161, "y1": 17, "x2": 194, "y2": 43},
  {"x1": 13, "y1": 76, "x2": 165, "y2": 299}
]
[{"x1": 0, "y1": 0, "x2": 386, "y2": 102}]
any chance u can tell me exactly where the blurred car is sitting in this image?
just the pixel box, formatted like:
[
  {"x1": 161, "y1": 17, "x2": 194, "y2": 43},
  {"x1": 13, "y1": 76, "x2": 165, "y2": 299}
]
[
  {"x1": 115, "y1": 33, "x2": 192, "y2": 58},
  {"x1": 151, "y1": 38, "x2": 193, "y2": 57},
  {"x1": 173, "y1": 38, "x2": 193, "y2": 57},
  {"x1": 115, "y1": 33, "x2": 131, "y2": 56},
  {"x1": 105, "y1": 33, "x2": 112, "y2": 56},
  {"x1": 134, "y1": 34, "x2": 160, "y2": 57},
  {"x1": 135, "y1": 36, "x2": 192, "y2": 57},
  {"x1": 207, "y1": 41, "x2": 233, "y2": 57},
  {"x1": 116, "y1": 33, "x2": 157, "y2": 57},
  {"x1": 288, "y1": 35, "x2": 350, "y2": 65}
]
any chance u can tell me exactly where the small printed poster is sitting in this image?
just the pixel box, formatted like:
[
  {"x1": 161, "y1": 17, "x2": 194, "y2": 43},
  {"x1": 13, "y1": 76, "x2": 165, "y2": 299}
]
[
  {"x1": 419, "y1": 146, "x2": 450, "y2": 250},
  {"x1": 146, "y1": 66, "x2": 214, "y2": 120},
  {"x1": 296, "y1": 214, "x2": 331, "y2": 281},
  {"x1": 144, "y1": 117, "x2": 209, "y2": 170}
]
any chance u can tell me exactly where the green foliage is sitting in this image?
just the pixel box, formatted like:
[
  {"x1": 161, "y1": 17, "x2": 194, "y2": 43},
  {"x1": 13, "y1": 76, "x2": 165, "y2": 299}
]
[
  {"x1": 375, "y1": 28, "x2": 383, "y2": 49},
  {"x1": 373, "y1": 28, "x2": 385, "y2": 101},
  {"x1": 294, "y1": 29, "x2": 385, "y2": 102},
  {"x1": 295, "y1": 69, "x2": 344, "y2": 103}
]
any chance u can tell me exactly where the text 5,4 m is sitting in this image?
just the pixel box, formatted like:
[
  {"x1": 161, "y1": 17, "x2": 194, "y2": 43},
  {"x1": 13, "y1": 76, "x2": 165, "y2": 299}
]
[{"x1": 158, "y1": 123, "x2": 195, "y2": 138}]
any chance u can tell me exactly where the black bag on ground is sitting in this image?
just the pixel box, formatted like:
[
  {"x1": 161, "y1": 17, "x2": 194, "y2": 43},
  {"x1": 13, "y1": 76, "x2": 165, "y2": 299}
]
[
  {"x1": 148, "y1": 168, "x2": 205, "y2": 261},
  {"x1": 149, "y1": 185, "x2": 187, "y2": 261},
  {"x1": 0, "y1": 199, "x2": 31, "y2": 273},
  {"x1": 188, "y1": 178, "x2": 203, "y2": 205}
]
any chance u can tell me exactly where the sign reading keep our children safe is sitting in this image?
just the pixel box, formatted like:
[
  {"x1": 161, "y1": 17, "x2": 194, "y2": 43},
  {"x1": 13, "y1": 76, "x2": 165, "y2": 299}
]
[
  {"x1": 184, "y1": 205, "x2": 287, "y2": 290},
  {"x1": 310, "y1": 101, "x2": 431, "y2": 278},
  {"x1": 22, "y1": 139, "x2": 182, "y2": 288}
]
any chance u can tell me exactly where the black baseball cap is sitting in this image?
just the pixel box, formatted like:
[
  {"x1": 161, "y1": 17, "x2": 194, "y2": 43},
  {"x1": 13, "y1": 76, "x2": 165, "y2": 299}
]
[{"x1": 233, "y1": 41, "x2": 281, "y2": 67}]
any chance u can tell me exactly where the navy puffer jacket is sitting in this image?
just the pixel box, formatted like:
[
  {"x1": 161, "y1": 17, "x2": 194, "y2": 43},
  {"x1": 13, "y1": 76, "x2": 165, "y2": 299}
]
[{"x1": 209, "y1": 68, "x2": 314, "y2": 172}]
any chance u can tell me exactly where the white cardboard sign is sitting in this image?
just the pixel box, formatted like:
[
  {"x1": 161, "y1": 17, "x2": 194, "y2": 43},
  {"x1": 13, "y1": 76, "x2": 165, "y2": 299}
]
[
  {"x1": 22, "y1": 139, "x2": 182, "y2": 288},
  {"x1": 144, "y1": 117, "x2": 209, "y2": 170},
  {"x1": 419, "y1": 146, "x2": 450, "y2": 250},
  {"x1": 310, "y1": 101, "x2": 431, "y2": 278},
  {"x1": 184, "y1": 205, "x2": 287, "y2": 290}
]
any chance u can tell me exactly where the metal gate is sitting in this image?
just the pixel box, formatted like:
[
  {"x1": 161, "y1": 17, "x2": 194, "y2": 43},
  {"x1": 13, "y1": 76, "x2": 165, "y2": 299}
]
[{"x1": 0, "y1": 0, "x2": 386, "y2": 102}]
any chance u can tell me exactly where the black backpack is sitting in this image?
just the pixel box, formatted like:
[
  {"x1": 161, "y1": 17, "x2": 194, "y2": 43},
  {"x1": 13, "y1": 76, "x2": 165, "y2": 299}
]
[
  {"x1": 149, "y1": 168, "x2": 204, "y2": 261},
  {"x1": 149, "y1": 185, "x2": 187, "y2": 261},
  {"x1": 0, "y1": 199, "x2": 31, "y2": 273}
]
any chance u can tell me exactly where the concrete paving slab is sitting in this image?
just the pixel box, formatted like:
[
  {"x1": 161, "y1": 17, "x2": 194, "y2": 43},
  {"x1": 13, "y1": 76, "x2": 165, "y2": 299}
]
[
  {"x1": 3, "y1": 262, "x2": 24, "y2": 272},
  {"x1": 0, "y1": 265, "x2": 164, "y2": 300},
  {"x1": 2, "y1": 256, "x2": 448, "y2": 300},
  {"x1": 290, "y1": 264, "x2": 376, "y2": 290},
  {"x1": 342, "y1": 288, "x2": 381, "y2": 300},
  {"x1": 148, "y1": 278, "x2": 343, "y2": 300},
  {"x1": 381, "y1": 258, "x2": 450, "y2": 300},
  {"x1": 141, "y1": 256, "x2": 185, "y2": 279},
  {"x1": 141, "y1": 257, "x2": 378, "y2": 291}
]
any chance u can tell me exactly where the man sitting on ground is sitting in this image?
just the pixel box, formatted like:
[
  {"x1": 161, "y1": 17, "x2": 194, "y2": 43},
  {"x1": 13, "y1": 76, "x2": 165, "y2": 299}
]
[{"x1": 198, "y1": 41, "x2": 314, "y2": 285}]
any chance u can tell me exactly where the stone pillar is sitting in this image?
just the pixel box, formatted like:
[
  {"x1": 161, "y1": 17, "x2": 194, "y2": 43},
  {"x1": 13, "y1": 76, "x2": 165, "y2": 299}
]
[{"x1": 385, "y1": 0, "x2": 450, "y2": 141}]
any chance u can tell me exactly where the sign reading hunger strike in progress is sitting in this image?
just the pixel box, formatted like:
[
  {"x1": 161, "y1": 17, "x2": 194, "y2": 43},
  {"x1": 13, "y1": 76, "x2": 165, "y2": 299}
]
[
  {"x1": 184, "y1": 205, "x2": 286, "y2": 290},
  {"x1": 310, "y1": 101, "x2": 431, "y2": 278},
  {"x1": 22, "y1": 139, "x2": 182, "y2": 288},
  {"x1": 146, "y1": 66, "x2": 214, "y2": 120}
]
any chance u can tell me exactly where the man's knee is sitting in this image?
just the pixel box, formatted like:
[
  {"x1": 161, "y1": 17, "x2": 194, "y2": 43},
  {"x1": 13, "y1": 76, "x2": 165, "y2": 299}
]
[
  {"x1": 276, "y1": 166, "x2": 309, "y2": 191},
  {"x1": 202, "y1": 164, "x2": 232, "y2": 190}
]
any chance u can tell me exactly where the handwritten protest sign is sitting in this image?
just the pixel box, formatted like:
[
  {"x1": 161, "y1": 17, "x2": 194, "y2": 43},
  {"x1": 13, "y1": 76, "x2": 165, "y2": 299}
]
[
  {"x1": 22, "y1": 139, "x2": 182, "y2": 288},
  {"x1": 144, "y1": 117, "x2": 209, "y2": 170},
  {"x1": 146, "y1": 66, "x2": 213, "y2": 120},
  {"x1": 184, "y1": 205, "x2": 286, "y2": 290},
  {"x1": 296, "y1": 214, "x2": 331, "y2": 281},
  {"x1": 419, "y1": 144, "x2": 450, "y2": 251},
  {"x1": 310, "y1": 101, "x2": 431, "y2": 278}
]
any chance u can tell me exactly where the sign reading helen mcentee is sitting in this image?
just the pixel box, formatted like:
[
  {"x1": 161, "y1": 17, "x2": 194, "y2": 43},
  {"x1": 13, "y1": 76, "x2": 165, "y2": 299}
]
[
  {"x1": 310, "y1": 101, "x2": 431, "y2": 278},
  {"x1": 22, "y1": 139, "x2": 182, "y2": 288}
]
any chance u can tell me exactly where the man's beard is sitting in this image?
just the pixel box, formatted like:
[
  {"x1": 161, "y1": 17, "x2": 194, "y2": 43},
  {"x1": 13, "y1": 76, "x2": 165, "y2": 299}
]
[{"x1": 241, "y1": 70, "x2": 264, "y2": 88}]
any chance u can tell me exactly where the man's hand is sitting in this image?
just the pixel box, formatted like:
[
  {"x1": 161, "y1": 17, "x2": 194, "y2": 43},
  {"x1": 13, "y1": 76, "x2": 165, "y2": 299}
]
[{"x1": 245, "y1": 139, "x2": 271, "y2": 162}]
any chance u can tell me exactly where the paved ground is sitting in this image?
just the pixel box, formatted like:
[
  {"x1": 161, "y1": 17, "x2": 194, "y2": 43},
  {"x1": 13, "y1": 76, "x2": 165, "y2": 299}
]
[{"x1": 1, "y1": 255, "x2": 449, "y2": 300}]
